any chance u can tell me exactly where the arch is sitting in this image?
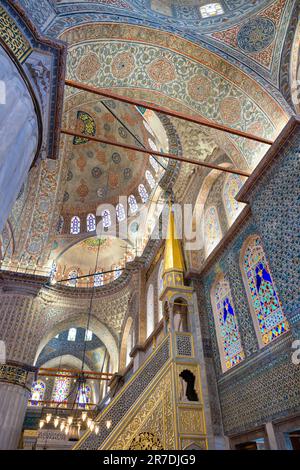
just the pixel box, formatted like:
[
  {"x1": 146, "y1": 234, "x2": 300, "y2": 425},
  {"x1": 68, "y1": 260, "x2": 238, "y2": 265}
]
[
  {"x1": 146, "y1": 284, "x2": 154, "y2": 338},
  {"x1": 34, "y1": 315, "x2": 119, "y2": 373},
  {"x1": 157, "y1": 260, "x2": 164, "y2": 320},
  {"x1": 145, "y1": 170, "x2": 155, "y2": 189},
  {"x1": 128, "y1": 194, "x2": 138, "y2": 214},
  {"x1": 70, "y1": 215, "x2": 80, "y2": 234},
  {"x1": 116, "y1": 203, "x2": 126, "y2": 222},
  {"x1": 210, "y1": 273, "x2": 245, "y2": 372},
  {"x1": 120, "y1": 316, "x2": 133, "y2": 372},
  {"x1": 138, "y1": 184, "x2": 149, "y2": 203},
  {"x1": 222, "y1": 173, "x2": 245, "y2": 225},
  {"x1": 28, "y1": 379, "x2": 46, "y2": 407},
  {"x1": 86, "y1": 213, "x2": 96, "y2": 232},
  {"x1": 240, "y1": 235, "x2": 289, "y2": 348},
  {"x1": 205, "y1": 205, "x2": 222, "y2": 256}
]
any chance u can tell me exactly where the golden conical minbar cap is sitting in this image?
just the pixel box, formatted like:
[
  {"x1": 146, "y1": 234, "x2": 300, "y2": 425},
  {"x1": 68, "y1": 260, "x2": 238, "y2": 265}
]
[{"x1": 163, "y1": 206, "x2": 185, "y2": 275}]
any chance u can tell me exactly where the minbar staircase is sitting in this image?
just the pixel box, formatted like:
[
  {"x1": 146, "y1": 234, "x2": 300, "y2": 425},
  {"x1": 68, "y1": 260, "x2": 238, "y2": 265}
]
[{"x1": 74, "y1": 333, "x2": 207, "y2": 450}]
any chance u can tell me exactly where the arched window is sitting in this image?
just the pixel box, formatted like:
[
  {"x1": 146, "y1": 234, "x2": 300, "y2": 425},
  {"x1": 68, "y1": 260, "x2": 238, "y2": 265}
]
[
  {"x1": 77, "y1": 384, "x2": 91, "y2": 408},
  {"x1": 52, "y1": 373, "x2": 71, "y2": 406},
  {"x1": 143, "y1": 120, "x2": 155, "y2": 136},
  {"x1": 68, "y1": 270, "x2": 78, "y2": 287},
  {"x1": 85, "y1": 329, "x2": 93, "y2": 341},
  {"x1": 126, "y1": 326, "x2": 134, "y2": 367},
  {"x1": 223, "y1": 174, "x2": 244, "y2": 224},
  {"x1": 102, "y1": 210, "x2": 111, "y2": 229},
  {"x1": 138, "y1": 184, "x2": 149, "y2": 203},
  {"x1": 157, "y1": 260, "x2": 164, "y2": 321},
  {"x1": 149, "y1": 156, "x2": 159, "y2": 173},
  {"x1": 67, "y1": 327, "x2": 77, "y2": 341},
  {"x1": 114, "y1": 266, "x2": 122, "y2": 279},
  {"x1": 211, "y1": 274, "x2": 245, "y2": 372},
  {"x1": 57, "y1": 215, "x2": 64, "y2": 234},
  {"x1": 49, "y1": 261, "x2": 56, "y2": 281},
  {"x1": 116, "y1": 203, "x2": 126, "y2": 222},
  {"x1": 70, "y1": 216, "x2": 80, "y2": 234},
  {"x1": 242, "y1": 236, "x2": 289, "y2": 347},
  {"x1": 145, "y1": 170, "x2": 155, "y2": 189},
  {"x1": 86, "y1": 213, "x2": 96, "y2": 232},
  {"x1": 29, "y1": 380, "x2": 45, "y2": 406},
  {"x1": 128, "y1": 195, "x2": 138, "y2": 214},
  {"x1": 94, "y1": 272, "x2": 104, "y2": 287},
  {"x1": 147, "y1": 284, "x2": 154, "y2": 338},
  {"x1": 148, "y1": 138, "x2": 157, "y2": 151},
  {"x1": 205, "y1": 206, "x2": 222, "y2": 256},
  {"x1": 200, "y1": 3, "x2": 224, "y2": 18}
]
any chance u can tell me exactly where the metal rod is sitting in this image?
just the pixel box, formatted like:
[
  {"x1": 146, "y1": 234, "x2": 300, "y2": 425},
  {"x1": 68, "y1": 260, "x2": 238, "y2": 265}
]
[
  {"x1": 65, "y1": 79, "x2": 273, "y2": 146},
  {"x1": 61, "y1": 128, "x2": 251, "y2": 177}
]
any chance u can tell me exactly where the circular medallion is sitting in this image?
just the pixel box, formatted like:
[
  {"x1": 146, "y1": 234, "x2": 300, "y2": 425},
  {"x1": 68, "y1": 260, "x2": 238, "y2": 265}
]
[
  {"x1": 76, "y1": 52, "x2": 101, "y2": 81},
  {"x1": 220, "y1": 97, "x2": 242, "y2": 124},
  {"x1": 147, "y1": 58, "x2": 176, "y2": 84},
  {"x1": 91, "y1": 167, "x2": 102, "y2": 178},
  {"x1": 187, "y1": 75, "x2": 212, "y2": 102},
  {"x1": 237, "y1": 18, "x2": 276, "y2": 53},
  {"x1": 118, "y1": 127, "x2": 128, "y2": 139},
  {"x1": 111, "y1": 52, "x2": 135, "y2": 79},
  {"x1": 112, "y1": 152, "x2": 121, "y2": 164}
]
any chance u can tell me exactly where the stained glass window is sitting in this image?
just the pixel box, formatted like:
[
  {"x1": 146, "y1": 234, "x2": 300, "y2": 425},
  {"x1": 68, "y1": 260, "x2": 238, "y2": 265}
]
[
  {"x1": 149, "y1": 156, "x2": 159, "y2": 173},
  {"x1": 51, "y1": 373, "x2": 71, "y2": 406},
  {"x1": 94, "y1": 272, "x2": 104, "y2": 287},
  {"x1": 73, "y1": 111, "x2": 96, "y2": 145},
  {"x1": 68, "y1": 270, "x2": 78, "y2": 287},
  {"x1": 212, "y1": 275, "x2": 245, "y2": 371},
  {"x1": 28, "y1": 380, "x2": 45, "y2": 406},
  {"x1": 145, "y1": 170, "x2": 156, "y2": 189},
  {"x1": 138, "y1": 184, "x2": 149, "y2": 203},
  {"x1": 205, "y1": 206, "x2": 222, "y2": 256},
  {"x1": 147, "y1": 284, "x2": 154, "y2": 337},
  {"x1": 200, "y1": 3, "x2": 224, "y2": 18},
  {"x1": 70, "y1": 216, "x2": 80, "y2": 234},
  {"x1": 128, "y1": 195, "x2": 138, "y2": 214},
  {"x1": 77, "y1": 384, "x2": 91, "y2": 408},
  {"x1": 243, "y1": 236, "x2": 289, "y2": 346},
  {"x1": 67, "y1": 327, "x2": 77, "y2": 341},
  {"x1": 102, "y1": 210, "x2": 111, "y2": 229},
  {"x1": 85, "y1": 329, "x2": 93, "y2": 341},
  {"x1": 87, "y1": 213, "x2": 96, "y2": 232},
  {"x1": 116, "y1": 203, "x2": 126, "y2": 222},
  {"x1": 223, "y1": 174, "x2": 244, "y2": 224}
]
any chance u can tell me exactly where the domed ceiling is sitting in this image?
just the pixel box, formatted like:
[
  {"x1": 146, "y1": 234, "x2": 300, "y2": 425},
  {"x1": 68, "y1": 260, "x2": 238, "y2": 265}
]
[{"x1": 62, "y1": 95, "x2": 166, "y2": 215}]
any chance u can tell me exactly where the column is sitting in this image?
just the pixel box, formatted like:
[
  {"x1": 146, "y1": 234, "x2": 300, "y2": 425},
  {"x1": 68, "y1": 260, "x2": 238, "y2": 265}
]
[{"x1": 0, "y1": 364, "x2": 32, "y2": 449}]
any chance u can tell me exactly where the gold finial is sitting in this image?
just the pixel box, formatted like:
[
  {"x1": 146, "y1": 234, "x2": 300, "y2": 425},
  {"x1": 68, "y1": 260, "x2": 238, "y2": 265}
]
[{"x1": 163, "y1": 204, "x2": 185, "y2": 275}]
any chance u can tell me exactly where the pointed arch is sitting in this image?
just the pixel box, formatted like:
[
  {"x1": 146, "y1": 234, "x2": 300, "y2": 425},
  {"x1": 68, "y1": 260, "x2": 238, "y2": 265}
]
[
  {"x1": 223, "y1": 174, "x2": 245, "y2": 225},
  {"x1": 240, "y1": 235, "x2": 289, "y2": 348},
  {"x1": 205, "y1": 206, "x2": 222, "y2": 256},
  {"x1": 157, "y1": 260, "x2": 164, "y2": 321},
  {"x1": 147, "y1": 284, "x2": 154, "y2": 338},
  {"x1": 86, "y1": 213, "x2": 96, "y2": 232},
  {"x1": 211, "y1": 273, "x2": 245, "y2": 372}
]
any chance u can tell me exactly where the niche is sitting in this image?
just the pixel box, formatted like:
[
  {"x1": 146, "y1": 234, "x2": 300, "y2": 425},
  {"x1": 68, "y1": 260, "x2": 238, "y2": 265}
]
[
  {"x1": 173, "y1": 298, "x2": 188, "y2": 332},
  {"x1": 179, "y1": 369, "x2": 199, "y2": 402}
]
